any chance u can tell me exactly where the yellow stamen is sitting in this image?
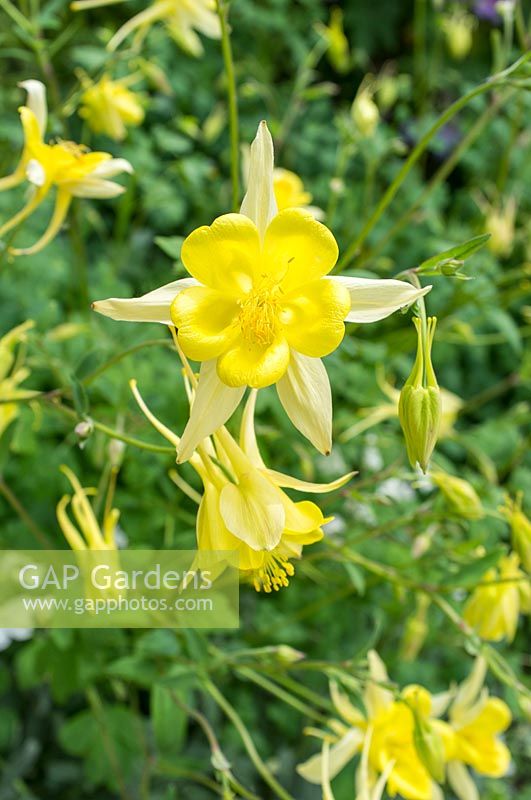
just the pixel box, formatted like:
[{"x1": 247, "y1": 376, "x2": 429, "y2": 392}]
[
  {"x1": 238, "y1": 283, "x2": 281, "y2": 347},
  {"x1": 252, "y1": 552, "x2": 295, "y2": 593}
]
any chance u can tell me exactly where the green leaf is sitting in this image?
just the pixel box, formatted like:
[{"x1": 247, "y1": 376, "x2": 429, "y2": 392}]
[
  {"x1": 446, "y1": 547, "x2": 506, "y2": 588},
  {"x1": 154, "y1": 236, "x2": 185, "y2": 261},
  {"x1": 151, "y1": 684, "x2": 188, "y2": 757}
]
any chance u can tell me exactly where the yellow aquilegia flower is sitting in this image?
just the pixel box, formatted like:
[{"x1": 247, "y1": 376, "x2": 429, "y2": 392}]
[
  {"x1": 57, "y1": 465, "x2": 119, "y2": 551},
  {"x1": 273, "y1": 168, "x2": 312, "y2": 211},
  {"x1": 297, "y1": 650, "x2": 448, "y2": 800},
  {"x1": 72, "y1": 0, "x2": 221, "y2": 56},
  {"x1": 93, "y1": 122, "x2": 430, "y2": 461},
  {"x1": 131, "y1": 379, "x2": 353, "y2": 591},
  {"x1": 463, "y1": 552, "x2": 531, "y2": 642},
  {"x1": 0, "y1": 81, "x2": 132, "y2": 256},
  {"x1": 443, "y1": 657, "x2": 512, "y2": 800},
  {"x1": 79, "y1": 74, "x2": 145, "y2": 141},
  {"x1": 0, "y1": 321, "x2": 37, "y2": 438},
  {"x1": 500, "y1": 494, "x2": 531, "y2": 572}
]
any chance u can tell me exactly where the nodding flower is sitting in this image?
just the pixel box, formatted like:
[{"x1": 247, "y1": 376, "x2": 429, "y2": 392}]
[{"x1": 0, "y1": 81, "x2": 132, "y2": 256}]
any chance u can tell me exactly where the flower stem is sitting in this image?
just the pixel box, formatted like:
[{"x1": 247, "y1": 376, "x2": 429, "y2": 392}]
[
  {"x1": 336, "y1": 51, "x2": 531, "y2": 271},
  {"x1": 0, "y1": 476, "x2": 52, "y2": 547},
  {"x1": 216, "y1": 0, "x2": 240, "y2": 211}
]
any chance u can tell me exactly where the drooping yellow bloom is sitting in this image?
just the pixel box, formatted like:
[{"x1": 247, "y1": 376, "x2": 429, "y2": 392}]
[
  {"x1": 500, "y1": 494, "x2": 531, "y2": 572},
  {"x1": 93, "y1": 122, "x2": 430, "y2": 461},
  {"x1": 71, "y1": 0, "x2": 221, "y2": 56},
  {"x1": 273, "y1": 168, "x2": 313, "y2": 211},
  {"x1": 131, "y1": 380, "x2": 353, "y2": 592},
  {"x1": 0, "y1": 321, "x2": 37, "y2": 439},
  {"x1": 297, "y1": 650, "x2": 449, "y2": 800},
  {"x1": 316, "y1": 7, "x2": 350, "y2": 74},
  {"x1": 56, "y1": 465, "x2": 119, "y2": 551},
  {"x1": 351, "y1": 87, "x2": 380, "y2": 137},
  {"x1": 0, "y1": 81, "x2": 133, "y2": 256},
  {"x1": 443, "y1": 657, "x2": 512, "y2": 800},
  {"x1": 463, "y1": 552, "x2": 530, "y2": 641},
  {"x1": 486, "y1": 198, "x2": 517, "y2": 258},
  {"x1": 79, "y1": 74, "x2": 145, "y2": 141}
]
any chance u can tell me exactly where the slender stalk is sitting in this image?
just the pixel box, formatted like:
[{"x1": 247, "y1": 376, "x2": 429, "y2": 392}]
[
  {"x1": 203, "y1": 679, "x2": 297, "y2": 800},
  {"x1": 336, "y1": 52, "x2": 531, "y2": 271},
  {"x1": 85, "y1": 687, "x2": 129, "y2": 800},
  {"x1": 216, "y1": 0, "x2": 240, "y2": 211},
  {"x1": 0, "y1": 476, "x2": 52, "y2": 547},
  {"x1": 235, "y1": 666, "x2": 327, "y2": 723}
]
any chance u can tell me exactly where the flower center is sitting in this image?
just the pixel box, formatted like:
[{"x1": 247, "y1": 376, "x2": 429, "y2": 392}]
[
  {"x1": 238, "y1": 284, "x2": 281, "y2": 347},
  {"x1": 253, "y1": 553, "x2": 295, "y2": 593}
]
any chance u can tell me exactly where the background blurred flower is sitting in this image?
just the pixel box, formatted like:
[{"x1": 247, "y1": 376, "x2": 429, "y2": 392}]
[{"x1": 79, "y1": 74, "x2": 145, "y2": 141}]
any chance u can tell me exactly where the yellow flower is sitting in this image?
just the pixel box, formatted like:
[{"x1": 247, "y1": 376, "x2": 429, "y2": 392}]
[
  {"x1": 486, "y1": 198, "x2": 517, "y2": 258},
  {"x1": 93, "y1": 121, "x2": 430, "y2": 461},
  {"x1": 72, "y1": 0, "x2": 221, "y2": 56},
  {"x1": 297, "y1": 651, "x2": 448, "y2": 800},
  {"x1": 0, "y1": 321, "x2": 37, "y2": 438},
  {"x1": 0, "y1": 81, "x2": 133, "y2": 256},
  {"x1": 444, "y1": 657, "x2": 512, "y2": 800},
  {"x1": 56, "y1": 465, "x2": 119, "y2": 551},
  {"x1": 500, "y1": 494, "x2": 531, "y2": 572},
  {"x1": 79, "y1": 74, "x2": 145, "y2": 141},
  {"x1": 273, "y1": 168, "x2": 313, "y2": 211},
  {"x1": 463, "y1": 552, "x2": 530, "y2": 642},
  {"x1": 131, "y1": 380, "x2": 353, "y2": 592}
]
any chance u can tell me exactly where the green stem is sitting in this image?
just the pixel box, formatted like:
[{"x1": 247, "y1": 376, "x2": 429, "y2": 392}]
[
  {"x1": 0, "y1": 476, "x2": 52, "y2": 547},
  {"x1": 336, "y1": 52, "x2": 531, "y2": 271},
  {"x1": 216, "y1": 0, "x2": 240, "y2": 211},
  {"x1": 235, "y1": 666, "x2": 327, "y2": 723},
  {"x1": 69, "y1": 200, "x2": 90, "y2": 312},
  {"x1": 203, "y1": 679, "x2": 296, "y2": 800}
]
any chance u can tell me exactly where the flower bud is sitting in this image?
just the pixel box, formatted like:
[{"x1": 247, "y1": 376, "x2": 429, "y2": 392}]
[
  {"x1": 319, "y1": 7, "x2": 350, "y2": 74},
  {"x1": 431, "y1": 471, "x2": 484, "y2": 519},
  {"x1": 486, "y1": 198, "x2": 516, "y2": 258},
  {"x1": 404, "y1": 686, "x2": 446, "y2": 784},
  {"x1": 441, "y1": 11, "x2": 476, "y2": 60},
  {"x1": 351, "y1": 89, "x2": 379, "y2": 138},
  {"x1": 398, "y1": 316, "x2": 441, "y2": 473},
  {"x1": 500, "y1": 494, "x2": 531, "y2": 572}
]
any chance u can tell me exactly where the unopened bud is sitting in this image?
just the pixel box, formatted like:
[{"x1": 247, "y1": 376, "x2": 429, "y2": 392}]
[
  {"x1": 108, "y1": 438, "x2": 126, "y2": 468},
  {"x1": 75, "y1": 419, "x2": 94, "y2": 439},
  {"x1": 275, "y1": 645, "x2": 305, "y2": 664},
  {"x1": 441, "y1": 11, "x2": 476, "y2": 60},
  {"x1": 413, "y1": 714, "x2": 446, "y2": 782},
  {"x1": 398, "y1": 316, "x2": 441, "y2": 473},
  {"x1": 486, "y1": 199, "x2": 516, "y2": 258},
  {"x1": 351, "y1": 89, "x2": 379, "y2": 137},
  {"x1": 500, "y1": 494, "x2": 531, "y2": 572},
  {"x1": 432, "y1": 471, "x2": 484, "y2": 519}
]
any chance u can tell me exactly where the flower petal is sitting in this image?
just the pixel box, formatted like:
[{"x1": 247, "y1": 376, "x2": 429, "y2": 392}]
[
  {"x1": 10, "y1": 188, "x2": 71, "y2": 256},
  {"x1": 297, "y1": 729, "x2": 363, "y2": 784},
  {"x1": 283, "y1": 278, "x2": 351, "y2": 358},
  {"x1": 240, "y1": 121, "x2": 278, "y2": 240},
  {"x1": 19, "y1": 80, "x2": 47, "y2": 135},
  {"x1": 181, "y1": 213, "x2": 260, "y2": 295},
  {"x1": 171, "y1": 286, "x2": 240, "y2": 361},
  {"x1": 92, "y1": 278, "x2": 198, "y2": 324},
  {"x1": 447, "y1": 762, "x2": 479, "y2": 800},
  {"x1": 217, "y1": 336, "x2": 290, "y2": 389},
  {"x1": 333, "y1": 276, "x2": 432, "y2": 323},
  {"x1": 220, "y1": 471, "x2": 285, "y2": 551},
  {"x1": 177, "y1": 360, "x2": 245, "y2": 463},
  {"x1": 91, "y1": 157, "x2": 134, "y2": 178},
  {"x1": 265, "y1": 467, "x2": 355, "y2": 494},
  {"x1": 264, "y1": 209, "x2": 339, "y2": 292},
  {"x1": 276, "y1": 353, "x2": 332, "y2": 455},
  {"x1": 69, "y1": 178, "x2": 125, "y2": 198}
]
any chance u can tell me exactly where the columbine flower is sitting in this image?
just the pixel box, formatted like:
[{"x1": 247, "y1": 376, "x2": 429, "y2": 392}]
[
  {"x1": 316, "y1": 7, "x2": 350, "y2": 74},
  {"x1": 444, "y1": 657, "x2": 512, "y2": 800},
  {"x1": 71, "y1": 0, "x2": 221, "y2": 56},
  {"x1": 463, "y1": 552, "x2": 531, "y2": 641},
  {"x1": 93, "y1": 121, "x2": 430, "y2": 461},
  {"x1": 273, "y1": 168, "x2": 323, "y2": 218},
  {"x1": 0, "y1": 81, "x2": 133, "y2": 256},
  {"x1": 79, "y1": 73, "x2": 145, "y2": 141},
  {"x1": 500, "y1": 494, "x2": 531, "y2": 572},
  {"x1": 57, "y1": 465, "x2": 119, "y2": 551},
  {"x1": 297, "y1": 650, "x2": 448, "y2": 800},
  {"x1": 485, "y1": 198, "x2": 516, "y2": 258},
  {"x1": 351, "y1": 87, "x2": 380, "y2": 138},
  {"x1": 0, "y1": 321, "x2": 37, "y2": 438},
  {"x1": 131, "y1": 379, "x2": 353, "y2": 592}
]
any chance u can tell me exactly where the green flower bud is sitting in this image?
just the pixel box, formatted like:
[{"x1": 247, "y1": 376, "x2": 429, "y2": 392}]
[
  {"x1": 351, "y1": 89, "x2": 379, "y2": 137},
  {"x1": 412, "y1": 713, "x2": 446, "y2": 783},
  {"x1": 432, "y1": 471, "x2": 484, "y2": 520},
  {"x1": 398, "y1": 316, "x2": 441, "y2": 472}
]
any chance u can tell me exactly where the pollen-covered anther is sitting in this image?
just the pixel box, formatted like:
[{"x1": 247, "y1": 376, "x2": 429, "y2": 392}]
[
  {"x1": 253, "y1": 553, "x2": 295, "y2": 593},
  {"x1": 238, "y1": 285, "x2": 281, "y2": 347}
]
